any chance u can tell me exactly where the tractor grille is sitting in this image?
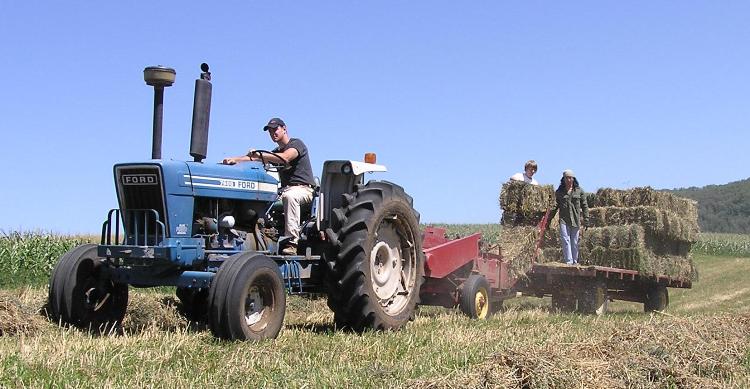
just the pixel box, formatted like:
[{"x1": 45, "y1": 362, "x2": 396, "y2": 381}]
[{"x1": 115, "y1": 166, "x2": 167, "y2": 241}]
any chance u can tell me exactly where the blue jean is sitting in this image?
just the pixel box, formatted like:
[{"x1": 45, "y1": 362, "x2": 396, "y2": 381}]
[{"x1": 559, "y1": 223, "x2": 580, "y2": 265}]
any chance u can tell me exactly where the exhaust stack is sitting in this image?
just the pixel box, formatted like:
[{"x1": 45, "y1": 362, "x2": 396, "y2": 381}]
[
  {"x1": 189, "y1": 63, "x2": 212, "y2": 163},
  {"x1": 143, "y1": 66, "x2": 176, "y2": 160}
]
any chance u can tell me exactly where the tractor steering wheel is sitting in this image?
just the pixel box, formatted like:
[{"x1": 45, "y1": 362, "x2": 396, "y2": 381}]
[{"x1": 254, "y1": 150, "x2": 291, "y2": 173}]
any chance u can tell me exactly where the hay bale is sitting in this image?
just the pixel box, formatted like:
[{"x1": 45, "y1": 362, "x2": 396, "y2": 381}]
[
  {"x1": 540, "y1": 247, "x2": 562, "y2": 263},
  {"x1": 541, "y1": 214, "x2": 561, "y2": 246},
  {"x1": 581, "y1": 225, "x2": 646, "y2": 251},
  {"x1": 588, "y1": 206, "x2": 698, "y2": 242},
  {"x1": 594, "y1": 187, "x2": 698, "y2": 221},
  {"x1": 499, "y1": 182, "x2": 554, "y2": 226},
  {"x1": 649, "y1": 254, "x2": 700, "y2": 282},
  {"x1": 578, "y1": 225, "x2": 697, "y2": 280},
  {"x1": 498, "y1": 226, "x2": 540, "y2": 278},
  {"x1": 579, "y1": 225, "x2": 647, "y2": 272},
  {"x1": 585, "y1": 191, "x2": 598, "y2": 208}
]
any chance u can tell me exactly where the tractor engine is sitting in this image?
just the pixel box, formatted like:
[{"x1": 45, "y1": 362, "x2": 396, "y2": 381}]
[
  {"x1": 109, "y1": 158, "x2": 282, "y2": 268},
  {"x1": 191, "y1": 195, "x2": 280, "y2": 252}
]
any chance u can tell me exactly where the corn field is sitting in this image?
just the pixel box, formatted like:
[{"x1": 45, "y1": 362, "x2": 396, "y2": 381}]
[
  {"x1": 692, "y1": 232, "x2": 750, "y2": 257},
  {"x1": 0, "y1": 229, "x2": 748, "y2": 287},
  {"x1": 0, "y1": 231, "x2": 96, "y2": 284}
]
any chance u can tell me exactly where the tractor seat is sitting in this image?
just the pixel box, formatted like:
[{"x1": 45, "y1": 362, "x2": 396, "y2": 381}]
[{"x1": 299, "y1": 178, "x2": 320, "y2": 218}]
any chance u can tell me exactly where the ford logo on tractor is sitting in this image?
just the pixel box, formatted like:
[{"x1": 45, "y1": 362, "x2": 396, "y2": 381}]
[{"x1": 121, "y1": 174, "x2": 158, "y2": 185}]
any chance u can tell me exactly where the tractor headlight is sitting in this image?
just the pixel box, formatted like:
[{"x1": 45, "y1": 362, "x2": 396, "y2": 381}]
[{"x1": 341, "y1": 163, "x2": 353, "y2": 175}]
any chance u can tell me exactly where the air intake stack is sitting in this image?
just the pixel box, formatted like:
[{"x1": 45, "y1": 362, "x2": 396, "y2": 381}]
[
  {"x1": 143, "y1": 66, "x2": 176, "y2": 160},
  {"x1": 189, "y1": 63, "x2": 212, "y2": 163}
]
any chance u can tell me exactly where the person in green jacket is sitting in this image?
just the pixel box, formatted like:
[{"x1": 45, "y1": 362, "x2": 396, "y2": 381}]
[{"x1": 549, "y1": 169, "x2": 589, "y2": 265}]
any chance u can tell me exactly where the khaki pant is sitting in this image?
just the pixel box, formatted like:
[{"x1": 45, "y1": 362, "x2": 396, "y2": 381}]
[{"x1": 281, "y1": 185, "x2": 314, "y2": 245}]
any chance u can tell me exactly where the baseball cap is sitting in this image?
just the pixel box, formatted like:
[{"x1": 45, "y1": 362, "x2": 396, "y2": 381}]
[{"x1": 263, "y1": 117, "x2": 286, "y2": 131}]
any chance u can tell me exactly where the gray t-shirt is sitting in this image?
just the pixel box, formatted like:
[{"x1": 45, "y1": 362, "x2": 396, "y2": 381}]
[{"x1": 274, "y1": 138, "x2": 315, "y2": 188}]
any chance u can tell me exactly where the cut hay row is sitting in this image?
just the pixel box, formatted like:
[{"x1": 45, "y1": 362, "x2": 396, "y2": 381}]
[
  {"x1": 0, "y1": 292, "x2": 44, "y2": 336},
  {"x1": 2, "y1": 282, "x2": 749, "y2": 388},
  {"x1": 0, "y1": 290, "x2": 191, "y2": 338},
  {"x1": 442, "y1": 312, "x2": 750, "y2": 388}
]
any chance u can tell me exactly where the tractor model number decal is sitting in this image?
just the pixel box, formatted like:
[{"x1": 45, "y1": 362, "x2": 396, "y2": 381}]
[
  {"x1": 121, "y1": 174, "x2": 158, "y2": 185},
  {"x1": 185, "y1": 175, "x2": 278, "y2": 193}
]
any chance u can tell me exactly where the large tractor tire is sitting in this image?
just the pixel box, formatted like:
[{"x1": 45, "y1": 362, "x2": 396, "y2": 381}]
[
  {"x1": 208, "y1": 252, "x2": 286, "y2": 341},
  {"x1": 48, "y1": 244, "x2": 128, "y2": 332},
  {"x1": 644, "y1": 284, "x2": 669, "y2": 312},
  {"x1": 326, "y1": 180, "x2": 424, "y2": 331},
  {"x1": 459, "y1": 274, "x2": 492, "y2": 319}
]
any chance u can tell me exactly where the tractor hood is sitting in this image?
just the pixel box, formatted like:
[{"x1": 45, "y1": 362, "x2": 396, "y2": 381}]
[
  {"x1": 183, "y1": 161, "x2": 279, "y2": 202},
  {"x1": 112, "y1": 160, "x2": 279, "y2": 238},
  {"x1": 113, "y1": 160, "x2": 279, "y2": 202}
]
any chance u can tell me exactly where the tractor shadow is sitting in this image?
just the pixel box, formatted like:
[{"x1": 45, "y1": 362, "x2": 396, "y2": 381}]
[{"x1": 284, "y1": 322, "x2": 342, "y2": 335}]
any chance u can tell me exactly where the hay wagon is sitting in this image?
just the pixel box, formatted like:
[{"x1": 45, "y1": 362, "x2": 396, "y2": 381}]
[{"x1": 418, "y1": 224, "x2": 692, "y2": 318}]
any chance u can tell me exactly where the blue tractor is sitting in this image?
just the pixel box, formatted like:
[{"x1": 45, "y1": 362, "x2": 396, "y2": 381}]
[{"x1": 48, "y1": 64, "x2": 424, "y2": 341}]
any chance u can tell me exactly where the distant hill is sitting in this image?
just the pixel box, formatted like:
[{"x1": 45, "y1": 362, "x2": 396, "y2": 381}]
[{"x1": 667, "y1": 178, "x2": 750, "y2": 234}]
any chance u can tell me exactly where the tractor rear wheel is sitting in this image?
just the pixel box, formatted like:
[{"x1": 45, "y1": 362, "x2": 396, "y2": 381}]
[
  {"x1": 208, "y1": 252, "x2": 285, "y2": 341},
  {"x1": 459, "y1": 275, "x2": 492, "y2": 319},
  {"x1": 327, "y1": 181, "x2": 424, "y2": 331},
  {"x1": 644, "y1": 284, "x2": 669, "y2": 312},
  {"x1": 48, "y1": 244, "x2": 128, "y2": 332}
]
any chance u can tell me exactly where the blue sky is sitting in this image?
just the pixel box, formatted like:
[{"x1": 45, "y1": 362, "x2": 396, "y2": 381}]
[{"x1": 1, "y1": 1, "x2": 748, "y2": 233}]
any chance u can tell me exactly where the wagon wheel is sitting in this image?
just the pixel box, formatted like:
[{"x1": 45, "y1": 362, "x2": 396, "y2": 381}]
[
  {"x1": 644, "y1": 284, "x2": 669, "y2": 312},
  {"x1": 551, "y1": 290, "x2": 577, "y2": 313},
  {"x1": 459, "y1": 275, "x2": 492, "y2": 319},
  {"x1": 577, "y1": 280, "x2": 608, "y2": 315}
]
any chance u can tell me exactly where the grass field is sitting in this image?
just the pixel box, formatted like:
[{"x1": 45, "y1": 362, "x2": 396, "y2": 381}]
[{"x1": 1, "y1": 230, "x2": 749, "y2": 387}]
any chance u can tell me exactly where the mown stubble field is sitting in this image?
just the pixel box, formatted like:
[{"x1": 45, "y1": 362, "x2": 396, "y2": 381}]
[{"x1": 1, "y1": 231, "x2": 749, "y2": 388}]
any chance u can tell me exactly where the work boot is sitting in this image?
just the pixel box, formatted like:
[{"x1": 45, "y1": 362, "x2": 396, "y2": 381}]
[{"x1": 281, "y1": 245, "x2": 298, "y2": 256}]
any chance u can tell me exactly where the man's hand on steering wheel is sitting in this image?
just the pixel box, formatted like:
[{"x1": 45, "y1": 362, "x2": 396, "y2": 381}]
[{"x1": 252, "y1": 149, "x2": 291, "y2": 172}]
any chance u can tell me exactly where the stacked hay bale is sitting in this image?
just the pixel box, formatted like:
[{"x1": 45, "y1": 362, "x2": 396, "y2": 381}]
[
  {"x1": 498, "y1": 181, "x2": 555, "y2": 277},
  {"x1": 579, "y1": 187, "x2": 699, "y2": 281}
]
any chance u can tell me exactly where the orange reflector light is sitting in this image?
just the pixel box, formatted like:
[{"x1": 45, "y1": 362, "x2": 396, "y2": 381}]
[{"x1": 364, "y1": 152, "x2": 377, "y2": 164}]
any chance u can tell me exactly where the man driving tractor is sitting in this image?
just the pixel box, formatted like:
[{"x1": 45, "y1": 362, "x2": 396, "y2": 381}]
[{"x1": 222, "y1": 117, "x2": 316, "y2": 255}]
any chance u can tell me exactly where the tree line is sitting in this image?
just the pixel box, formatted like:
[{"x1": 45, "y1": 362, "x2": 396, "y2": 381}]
[{"x1": 668, "y1": 178, "x2": 750, "y2": 234}]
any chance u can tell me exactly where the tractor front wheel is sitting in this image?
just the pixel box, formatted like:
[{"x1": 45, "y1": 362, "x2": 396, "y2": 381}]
[
  {"x1": 48, "y1": 244, "x2": 128, "y2": 332},
  {"x1": 208, "y1": 252, "x2": 286, "y2": 341}
]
